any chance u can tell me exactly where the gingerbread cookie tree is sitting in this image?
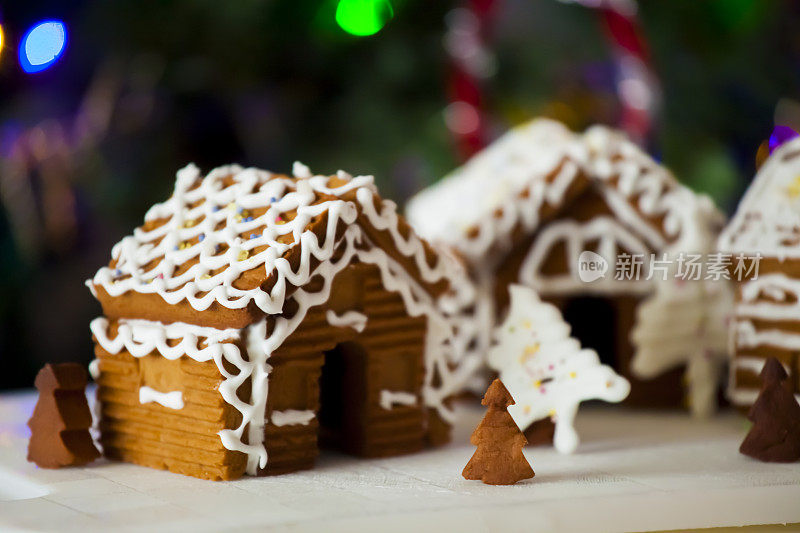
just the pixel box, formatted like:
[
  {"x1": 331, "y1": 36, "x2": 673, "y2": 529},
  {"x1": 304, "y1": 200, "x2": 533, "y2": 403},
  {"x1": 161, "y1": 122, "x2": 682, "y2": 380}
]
[
  {"x1": 28, "y1": 363, "x2": 100, "y2": 468},
  {"x1": 463, "y1": 379, "x2": 534, "y2": 485},
  {"x1": 739, "y1": 358, "x2": 800, "y2": 463}
]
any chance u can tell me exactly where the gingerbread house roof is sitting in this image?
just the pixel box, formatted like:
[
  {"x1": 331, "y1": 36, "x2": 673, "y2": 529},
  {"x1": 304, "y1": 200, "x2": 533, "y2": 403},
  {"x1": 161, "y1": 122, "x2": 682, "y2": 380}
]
[
  {"x1": 718, "y1": 136, "x2": 800, "y2": 259},
  {"x1": 406, "y1": 119, "x2": 590, "y2": 265},
  {"x1": 88, "y1": 162, "x2": 474, "y2": 328},
  {"x1": 407, "y1": 119, "x2": 723, "y2": 292}
]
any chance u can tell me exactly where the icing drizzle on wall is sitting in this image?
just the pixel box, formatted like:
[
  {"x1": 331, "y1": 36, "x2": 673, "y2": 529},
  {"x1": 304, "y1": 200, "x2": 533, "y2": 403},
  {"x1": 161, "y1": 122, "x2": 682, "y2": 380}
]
[
  {"x1": 90, "y1": 316, "x2": 270, "y2": 472},
  {"x1": 271, "y1": 409, "x2": 316, "y2": 427},
  {"x1": 728, "y1": 273, "x2": 800, "y2": 405},
  {"x1": 138, "y1": 387, "x2": 184, "y2": 410},
  {"x1": 379, "y1": 390, "x2": 417, "y2": 410},
  {"x1": 325, "y1": 310, "x2": 368, "y2": 333}
]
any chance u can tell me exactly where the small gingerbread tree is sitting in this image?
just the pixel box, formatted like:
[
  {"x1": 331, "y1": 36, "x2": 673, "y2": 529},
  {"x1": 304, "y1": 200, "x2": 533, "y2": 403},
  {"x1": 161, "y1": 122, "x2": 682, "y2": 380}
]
[
  {"x1": 27, "y1": 363, "x2": 100, "y2": 468},
  {"x1": 739, "y1": 357, "x2": 800, "y2": 463},
  {"x1": 463, "y1": 379, "x2": 534, "y2": 485}
]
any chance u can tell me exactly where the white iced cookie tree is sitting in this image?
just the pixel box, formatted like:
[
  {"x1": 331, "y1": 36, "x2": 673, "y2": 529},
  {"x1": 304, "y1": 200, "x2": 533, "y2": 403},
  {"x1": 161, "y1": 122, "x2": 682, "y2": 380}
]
[
  {"x1": 631, "y1": 194, "x2": 732, "y2": 418},
  {"x1": 630, "y1": 269, "x2": 731, "y2": 418},
  {"x1": 488, "y1": 285, "x2": 630, "y2": 454}
]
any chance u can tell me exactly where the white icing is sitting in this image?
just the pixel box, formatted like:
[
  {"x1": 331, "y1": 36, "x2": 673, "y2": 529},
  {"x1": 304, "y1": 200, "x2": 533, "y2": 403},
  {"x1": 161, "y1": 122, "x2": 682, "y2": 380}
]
[
  {"x1": 325, "y1": 310, "x2": 367, "y2": 333},
  {"x1": 271, "y1": 409, "x2": 315, "y2": 427},
  {"x1": 734, "y1": 319, "x2": 800, "y2": 351},
  {"x1": 728, "y1": 388, "x2": 800, "y2": 407},
  {"x1": 736, "y1": 274, "x2": 800, "y2": 321},
  {"x1": 138, "y1": 386, "x2": 184, "y2": 410},
  {"x1": 718, "y1": 136, "x2": 800, "y2": 260},
  {"x1": 517, "y1": 216, "x2": 653, "y2": 296},
  {"x1": 584, "y1": 126, "x2": 685, "y2": 253},
  {"x1": 730, "y1": 355, "x2": 792, "y2": 376},
  {"x1": 379, "y1": 390, "x2": 417, "y2": 410},
  {"x1": 90, "y1": 318, "x2": 241, "y2": 360},
  {"x1": 89, "y1": 163, "x2": 483, "y2": 475},
  {"x1": 488, "y1": 285, "x2": 630, "y2": 454},
  {"x1": 88, "y1": 359, "x2": 100, "y2": 380}
]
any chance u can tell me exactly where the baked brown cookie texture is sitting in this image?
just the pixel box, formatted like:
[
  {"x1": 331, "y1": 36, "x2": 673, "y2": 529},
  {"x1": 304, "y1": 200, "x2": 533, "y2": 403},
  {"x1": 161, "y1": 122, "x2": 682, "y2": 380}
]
[
  {"x1": 28, "y1": 363, "x2": 100, "y2": 469},
  {"x1": 406, "y1": 119, "x2": 728, "y2": 416},
  {"x1": 463, "y1": 379, "x2": 534, "y2": 486},
  {"x1": 719, "y1": 136, "x2": 800, "y2": 413},
  {"x1": 86, "y1": 162, "x2": 481, "y2": 480},
  {"x1": 739, "y1": 358, "x2": 800, "y2": 463}
]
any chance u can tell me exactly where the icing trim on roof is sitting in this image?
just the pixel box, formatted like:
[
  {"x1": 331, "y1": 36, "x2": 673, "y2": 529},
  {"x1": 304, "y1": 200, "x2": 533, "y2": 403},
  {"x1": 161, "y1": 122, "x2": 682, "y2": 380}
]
[
  {"x1": 407, "y1": 121, "x2": 724, "y2": 290},
  {"x1": 718, "y1": 135, "x2": 800, "y2": 259}
]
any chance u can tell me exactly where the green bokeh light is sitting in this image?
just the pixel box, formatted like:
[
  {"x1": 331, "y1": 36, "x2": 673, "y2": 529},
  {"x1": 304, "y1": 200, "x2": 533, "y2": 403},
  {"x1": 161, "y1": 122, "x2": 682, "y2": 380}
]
[{"x1": 335, "y1": 0, "x2": 394, "y2": 37}]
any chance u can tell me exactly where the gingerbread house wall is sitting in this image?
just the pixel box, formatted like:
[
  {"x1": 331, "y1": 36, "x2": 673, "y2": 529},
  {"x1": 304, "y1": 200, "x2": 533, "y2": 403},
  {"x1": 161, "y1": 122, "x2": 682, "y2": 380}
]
[
  {"x1": 260, "y1": 261, "x2": 428, "y2": 475},
  {"x1": 729, "y1": 257, "x2": 800, "y2": 409},
  {"x1": 93, "y1": 261, "x2": 431, "y2": 480},
  {"x1": 489, "y1": 187, "x2": 685, "y2": 408},
  {"x1": 94, "y1": 338, "x2": 249, "y2": 481}
]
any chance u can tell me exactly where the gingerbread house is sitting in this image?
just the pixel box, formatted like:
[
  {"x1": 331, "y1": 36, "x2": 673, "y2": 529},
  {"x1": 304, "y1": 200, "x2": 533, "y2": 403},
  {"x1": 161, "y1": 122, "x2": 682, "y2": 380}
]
[
  {"x1": 407, "y1": 119, "x2": 728, "y2": 411},
  {"x1": 718, "y1": 136, "x2": 800, "y2": 409},
  {"x1": 87, "y1": 162, "x2": 480, "y2": 480}
]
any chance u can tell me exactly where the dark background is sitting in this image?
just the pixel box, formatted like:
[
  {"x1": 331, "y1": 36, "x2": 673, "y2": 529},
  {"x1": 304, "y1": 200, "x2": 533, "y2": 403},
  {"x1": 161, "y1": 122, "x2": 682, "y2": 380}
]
[{"x1": 1, "y1": 0, "x2": 798, "y2": 389}]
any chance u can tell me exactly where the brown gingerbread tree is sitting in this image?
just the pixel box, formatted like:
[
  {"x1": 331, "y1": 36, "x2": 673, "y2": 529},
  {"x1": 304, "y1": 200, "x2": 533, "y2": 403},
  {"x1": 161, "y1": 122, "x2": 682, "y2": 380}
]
[
  {"x1": 27, "y1": 363, "x2": 100, "y2": 468},
  {"x1": 739, "y1": 357, "x2": 800, "y2": 463},
  {"x1": 463, "y1": 379, "x2": 534, "y2": 485}
]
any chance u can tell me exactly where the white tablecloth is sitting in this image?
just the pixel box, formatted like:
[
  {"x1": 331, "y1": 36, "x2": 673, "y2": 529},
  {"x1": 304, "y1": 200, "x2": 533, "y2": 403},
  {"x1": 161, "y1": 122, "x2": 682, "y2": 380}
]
[{"x1": 1, "y1": 390, "x2": 798, "y2": 532}]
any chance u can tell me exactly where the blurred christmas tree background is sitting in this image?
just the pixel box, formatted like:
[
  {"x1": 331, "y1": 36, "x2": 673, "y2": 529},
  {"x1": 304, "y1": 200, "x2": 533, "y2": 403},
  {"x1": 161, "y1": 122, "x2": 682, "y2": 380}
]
[{"x1": 1, "y1": 0, "x2": 798, "y2": 389}]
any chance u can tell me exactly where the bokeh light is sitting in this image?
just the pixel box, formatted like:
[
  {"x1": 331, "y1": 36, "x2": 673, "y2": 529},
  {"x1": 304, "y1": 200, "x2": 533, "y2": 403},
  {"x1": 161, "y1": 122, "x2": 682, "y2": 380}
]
[
  {"x1": 0, "y1": 24, "x2": 5, "y2": 58},
  {"x1": 444, "y1": 101, "x2": 480, "y2": 135},
  {"x1": 335, "y1": 0, "x2": 393, "y2": 37},
  {"x1": 768, "y1": 125, "x2": 799, "y2": 154},
  {"x1": 19, "y1": 20, "x2": 67, "y2": 74}
]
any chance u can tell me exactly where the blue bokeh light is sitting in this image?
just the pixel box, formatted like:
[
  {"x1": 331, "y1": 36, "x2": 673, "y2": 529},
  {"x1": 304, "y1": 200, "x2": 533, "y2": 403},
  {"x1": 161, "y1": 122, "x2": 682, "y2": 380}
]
[{"x1": 19, "y1": 20, "x2": 67, "y2": 74}]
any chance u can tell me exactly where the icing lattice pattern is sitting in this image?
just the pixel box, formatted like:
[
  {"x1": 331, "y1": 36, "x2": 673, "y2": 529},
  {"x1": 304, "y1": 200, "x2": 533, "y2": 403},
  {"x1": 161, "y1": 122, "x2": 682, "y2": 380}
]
[{"x1": 90, "y1": 163, "x2": 369, "y2": 313}]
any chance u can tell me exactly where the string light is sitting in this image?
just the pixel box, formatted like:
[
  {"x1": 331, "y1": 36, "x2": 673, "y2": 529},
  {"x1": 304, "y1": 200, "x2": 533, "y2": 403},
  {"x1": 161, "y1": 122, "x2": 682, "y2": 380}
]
[
  {"x1": 335, "y1": 0, "x2": 393, "y2": 37},
  {"x1": 19, "y1": 20, "x2": 67, "y2": 74},
  {"x1": 768, "y1": 125, "x2": 799, "y2": 154},
  {"x1": 444, "y1": 101, "x2": 480, "y2": 135}
]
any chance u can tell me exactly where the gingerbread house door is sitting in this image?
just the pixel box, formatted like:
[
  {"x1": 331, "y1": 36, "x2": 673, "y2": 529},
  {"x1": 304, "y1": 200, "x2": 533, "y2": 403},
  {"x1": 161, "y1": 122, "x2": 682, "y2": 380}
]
[
  {"x1": 318, "y1": 341, "x2": 368, "y2": 454},
  {"x1": 318, "y1": 262, "x2": 427, "y2": 458}
]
